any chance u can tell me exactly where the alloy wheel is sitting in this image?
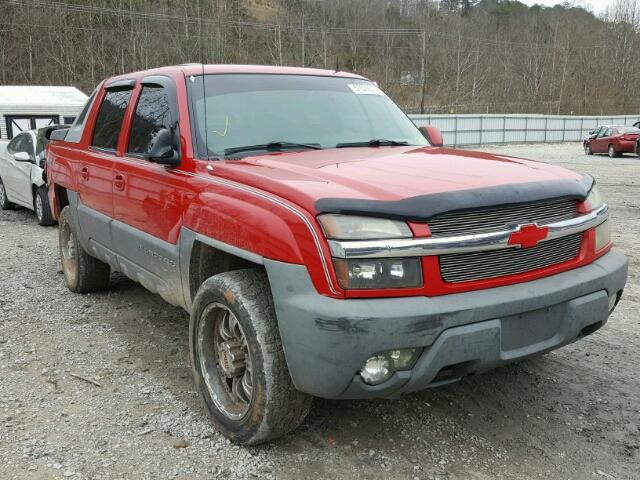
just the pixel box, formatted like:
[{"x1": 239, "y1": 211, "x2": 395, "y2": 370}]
[
  {"x1": 0, "y1": 182, "x2": 5, "y2": 206},
  {"x1": 197, "y1": 303, "x2": 253, "y2": 420},
  {"x1": 60, "y1": 221, "x2": 78, "y2": 286},
  {"x1": 35, "y1": 193, "x2": 43, "y2": 221}
]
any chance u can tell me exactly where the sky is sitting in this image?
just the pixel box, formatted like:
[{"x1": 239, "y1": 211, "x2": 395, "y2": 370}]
[{"x1": 518, "y1": 0, "x2": 616, "y2": 13}]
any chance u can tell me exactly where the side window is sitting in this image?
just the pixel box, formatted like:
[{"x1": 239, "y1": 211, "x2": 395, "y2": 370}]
[
  {"x1": 65, "y1": 86, "x2": 98, "y2": 144},
  {"x1": 21, "y1": 134, "x2": 34, "y2": 157},
  {"x1": 6, "y1": 134, "x2": 21, "y2": 155},
  {"x1": 92, "y1": 89, "x2": 133, "y2": 151},
  {"x1": 128, "y1": 86, "x2": 174, "y2": 155},
  {"x1": 604, "y1": 128, "x2": 612, "y2": 137}
]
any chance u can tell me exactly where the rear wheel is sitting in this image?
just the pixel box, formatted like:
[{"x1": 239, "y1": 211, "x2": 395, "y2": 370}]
[
  {"x1": 58, "y1": 206, "x2": 110, "y2": 293},
  {"x1": 0, "y1": 179, "x2": 15, "y2": 210},
  {"x1": 190, "y1": 269, "x2": 312, "y2": 444},
  {"x1": 608, "y1": 144, "x2": 619, "y2": 158},
  {"x1": 34, "y1": 186, "x2": 55, "y2": 226}
]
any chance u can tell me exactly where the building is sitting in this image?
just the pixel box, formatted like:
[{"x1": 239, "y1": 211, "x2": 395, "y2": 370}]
[{"x1": 0, "y1": 86, "x2": 88, "y2": 140}]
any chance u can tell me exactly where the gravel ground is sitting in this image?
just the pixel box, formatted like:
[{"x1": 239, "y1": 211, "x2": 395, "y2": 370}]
[{"x1": 0, "y1": 143, "x2": 638, "y2": 480}]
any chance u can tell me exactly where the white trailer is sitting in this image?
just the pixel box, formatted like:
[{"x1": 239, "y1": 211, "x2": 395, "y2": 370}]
[{"x1": 0, "y1": 86, "x2": 88, "y2": 140}]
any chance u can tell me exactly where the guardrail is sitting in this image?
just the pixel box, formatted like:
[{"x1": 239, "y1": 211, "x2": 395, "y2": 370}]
[{"x1": 408, "y1": 114, "x2": 640, "y2": 147}]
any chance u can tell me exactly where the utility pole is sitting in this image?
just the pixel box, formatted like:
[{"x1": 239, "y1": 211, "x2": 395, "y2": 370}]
[
  {"x1": 420, "y1": 31, "x2": 427, "y2": 114},
  {"x1": 301, "y1": 9, "x2": 305, "y2": 67}
]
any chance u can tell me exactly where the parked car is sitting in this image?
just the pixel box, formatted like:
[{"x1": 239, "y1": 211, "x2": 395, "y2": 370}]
[
  {"x1": 0, "y1": 126, "x2": 60, "y2": 225},
  {"x1": 583, "y1": 125, "x2": 640, "y2": 157},
  {"x1": 46, "y1": 65, "x2": 627, "y2": 444}
]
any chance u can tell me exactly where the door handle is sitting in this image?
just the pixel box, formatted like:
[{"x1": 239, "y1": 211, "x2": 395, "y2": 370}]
[
  {"x1": 114, "y1": 173, "x2": 126, "y2": 191},
  {"x1": 80, "y1": 166, "x2": 89, "y2": 181}
]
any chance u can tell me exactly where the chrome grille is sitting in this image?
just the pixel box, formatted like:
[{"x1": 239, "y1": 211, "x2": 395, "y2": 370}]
[
  {"x1": 428, "y1": 199, "x2": 579, "y2": 237},
  {"x1": 439, "y1": 232, "x2": 583, "y2": 283}
]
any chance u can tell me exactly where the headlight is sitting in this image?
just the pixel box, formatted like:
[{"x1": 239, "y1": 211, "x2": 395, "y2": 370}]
[
  {"x1": 318, "y1": 214, "x2": 412, "y2": 240},
  {"x1": 586, "y1": 184, "x2": 604, "y2": 211},
  {"x1": 332, "y1": 258, "x2": 422, "y2": 289}
]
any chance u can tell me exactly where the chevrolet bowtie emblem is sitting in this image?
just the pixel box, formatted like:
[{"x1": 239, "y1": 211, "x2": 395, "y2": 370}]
[{"x1": 508, "y1": 224, "x2": 549, "y2": 248}]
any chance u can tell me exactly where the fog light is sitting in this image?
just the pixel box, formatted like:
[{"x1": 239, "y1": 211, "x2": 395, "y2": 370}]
[
  {"x1": 360, "y1": 348, "x2": 422, "y2": 385},
  {"x1": 360, "y1": 355, "x2": 392, "y2": 385},
  {"x1": 608, "y1": 293, "x2": 617, "y2": 313}
]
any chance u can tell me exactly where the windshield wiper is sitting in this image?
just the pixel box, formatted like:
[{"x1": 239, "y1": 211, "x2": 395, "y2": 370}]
[
  {"x1": 336, "y1": 139, "x2": 411, "y2": 148},
  {"x1": 224, "y1": 141, "x2": 322, "y2": 157}
]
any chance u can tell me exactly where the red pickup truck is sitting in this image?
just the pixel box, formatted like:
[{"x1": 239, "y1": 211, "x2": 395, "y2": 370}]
[{"x1": 46, "y1": 65, "x2": 627, "y2": 444}]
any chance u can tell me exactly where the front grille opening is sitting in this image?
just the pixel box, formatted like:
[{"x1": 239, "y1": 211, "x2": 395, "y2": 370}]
[
  {"x1": 432, "y1": 360, "x2": 476, "y2": 383},
  {"x1": 580, "y1": 321, "x2": 604, "y2": 338},
  {"x1": 428, "y1": 199, "x2": 579, "y2": 237},
  {"x1": 440, "y1": 232, "x2": 583, "y2": 283}
]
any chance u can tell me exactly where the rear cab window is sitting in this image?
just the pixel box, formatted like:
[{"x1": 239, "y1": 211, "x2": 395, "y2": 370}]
[{"x1": 92, "y1": 88, "x2": 133, "y2": 152}]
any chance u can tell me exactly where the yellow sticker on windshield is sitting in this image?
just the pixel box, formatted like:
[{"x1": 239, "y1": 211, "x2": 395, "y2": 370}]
[
  {"x1": 348, "y1": 83, "x2": 384, "y2": 96},
  {"x1": 213, "y1": 116, "x2": 229, "y2": 137}
]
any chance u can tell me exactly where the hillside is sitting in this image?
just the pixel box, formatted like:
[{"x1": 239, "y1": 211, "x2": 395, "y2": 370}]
[{"x1": 1, "y1": 0, "x2": 639, "y2": 114}]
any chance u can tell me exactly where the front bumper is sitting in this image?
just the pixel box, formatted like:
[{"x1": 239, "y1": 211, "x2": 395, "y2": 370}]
[{"x1": 265, "y1": 251, "x2": 627, "y2": 399}]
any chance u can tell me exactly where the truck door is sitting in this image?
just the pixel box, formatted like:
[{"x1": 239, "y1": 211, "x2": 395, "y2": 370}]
[
  {"x1": 77, "y1": 84, "x2": 133, "y2": 248},
  {"x1": 111, "y1": 76, "x2": 192, "y2": 306}
]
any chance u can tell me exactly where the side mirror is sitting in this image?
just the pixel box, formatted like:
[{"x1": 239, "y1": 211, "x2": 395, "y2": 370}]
[
  {"x1": 419, "y1": 125, "x2": 444, "y2": 147},
  {"x1": 144, "y1": 128, "x2": 180, "y2": 167},
  {"x1": 49, "y1": 128, "x2": 69, "y2": 141},
  {"x1": 13, "y1": 151, "x2": 32, "y2": 162}
]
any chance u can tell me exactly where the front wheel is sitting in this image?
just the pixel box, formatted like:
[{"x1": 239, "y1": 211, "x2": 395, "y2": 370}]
[
  {"x1": 608, "y1": 144, "x2": 619, "y2": 158},
  {"x1": 190, "y1": 269, "x2": 312, "y2": 444},
  {"x1": 0, "y1": 178, "x2": 15, "y2": 210},
  {"x1": 58, "y1": 206, "x2": 110, "y2": 293},
  {"x1": 34, "y1": 186, "x2": 55, "y2": 226},
  {"x1": 584, "y1": 142, "x2": 592, "y2": 155}
]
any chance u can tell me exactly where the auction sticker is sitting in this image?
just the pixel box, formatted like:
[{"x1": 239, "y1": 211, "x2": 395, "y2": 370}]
[{"x1": 348, "y1": 83, "x2": 384, "y2": 95}]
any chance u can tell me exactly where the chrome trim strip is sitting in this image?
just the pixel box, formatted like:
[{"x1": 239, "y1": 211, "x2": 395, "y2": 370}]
[
  {"x1": 171, "y1": 169, "x2": 341, "y2": 295},
  {"x1": 328, "y1": 204, "x2": 608, "y2": 259}
]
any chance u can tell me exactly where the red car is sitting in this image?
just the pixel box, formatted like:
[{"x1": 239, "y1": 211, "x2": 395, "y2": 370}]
[
  {"x1": 45, "y1": 65, "x2": 627, "y2": 444},
  {"x1": 584, "y1": 125, "x2": 640, "y2": 157}
]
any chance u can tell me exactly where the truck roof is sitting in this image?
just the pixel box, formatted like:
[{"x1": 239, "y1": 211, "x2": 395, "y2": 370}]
[{"x1": 104, "y1": 64, "x2": 367, "y2": 85}]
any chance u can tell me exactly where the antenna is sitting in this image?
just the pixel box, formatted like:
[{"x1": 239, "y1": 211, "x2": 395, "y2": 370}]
[{"x1": 199, "y1": 0, "x2": 210, "y2": 160}]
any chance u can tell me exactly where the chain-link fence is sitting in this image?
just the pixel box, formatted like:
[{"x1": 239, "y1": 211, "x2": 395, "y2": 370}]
[{"x1": 408, "y1": 114, "x2": 640, "y2": 147}]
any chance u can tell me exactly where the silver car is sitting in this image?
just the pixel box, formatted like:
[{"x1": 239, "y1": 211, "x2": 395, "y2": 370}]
[{"x1": 0, "y1": 128, "x2": 55, "y2": 225}]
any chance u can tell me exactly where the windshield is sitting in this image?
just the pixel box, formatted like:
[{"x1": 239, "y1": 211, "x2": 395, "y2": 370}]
[{"x1": 188, "y1": 74, "x2": 428, "y2": 158}]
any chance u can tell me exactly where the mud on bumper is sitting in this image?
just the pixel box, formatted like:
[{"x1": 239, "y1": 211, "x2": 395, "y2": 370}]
[{"x1": 265, "y1": 251, "x2": 628, "y2": 399}]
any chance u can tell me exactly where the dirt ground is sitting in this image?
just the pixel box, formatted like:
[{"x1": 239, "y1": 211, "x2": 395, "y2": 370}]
[{"x1": 0, "y1": 143, "x2": 638, "y2": 480}]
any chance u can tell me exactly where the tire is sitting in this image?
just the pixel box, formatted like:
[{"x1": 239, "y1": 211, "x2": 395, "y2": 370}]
[
  {"x1": 58, "y1": 206, "x2": 110, "y2": 293},
  {"x1": 608, "y1": 144, "x2": 619, "y2": 158},
  {"x1": 584, "y1": 142, "x2": 593, "y2": 155},
  {"x1": 190, "y1": 269, "x2": 312, "y2": 445},
  {"x1": 0, "y1": 178, "x2": 15, "y2": 210},
  {"x1": 34, "y1": 186, "x2": 55, "y2": 226}
]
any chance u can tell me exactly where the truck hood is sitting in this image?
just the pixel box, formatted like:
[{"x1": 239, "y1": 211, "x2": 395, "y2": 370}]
[{"x1": 212, "y1": 146, "x2": 589, "y2": 220}]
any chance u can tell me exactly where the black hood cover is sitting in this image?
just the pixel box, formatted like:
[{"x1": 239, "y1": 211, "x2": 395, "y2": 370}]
[{"x1": 315, "y1": 174, "x2": 594, "y2": 221}]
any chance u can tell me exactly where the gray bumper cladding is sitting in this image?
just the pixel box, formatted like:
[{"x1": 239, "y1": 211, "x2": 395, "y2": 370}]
[{"x1": 265, "y1": 251, "x2": 628, "y2": 399}]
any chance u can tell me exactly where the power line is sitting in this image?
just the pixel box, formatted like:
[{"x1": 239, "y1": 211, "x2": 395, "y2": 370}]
[{"x1": 1, "y1": 0, "x2": 612, "y2": 50}]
